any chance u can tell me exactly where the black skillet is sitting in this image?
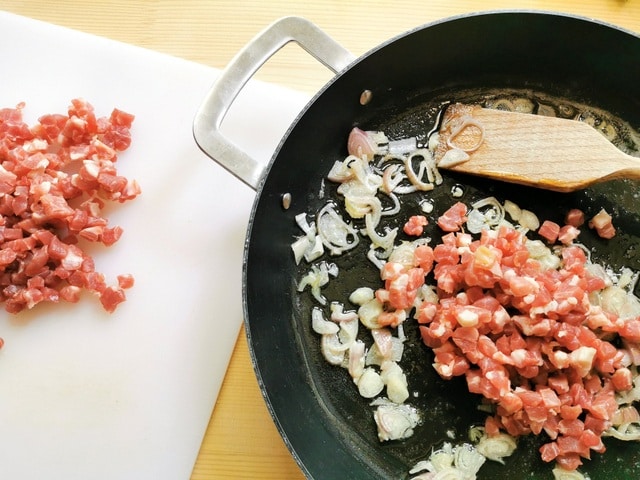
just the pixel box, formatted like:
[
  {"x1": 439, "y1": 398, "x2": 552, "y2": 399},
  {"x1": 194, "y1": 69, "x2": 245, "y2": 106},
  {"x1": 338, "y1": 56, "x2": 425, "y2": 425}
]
[{"x1": 194, "y1": 11, "x2": 640, "y2": 479}]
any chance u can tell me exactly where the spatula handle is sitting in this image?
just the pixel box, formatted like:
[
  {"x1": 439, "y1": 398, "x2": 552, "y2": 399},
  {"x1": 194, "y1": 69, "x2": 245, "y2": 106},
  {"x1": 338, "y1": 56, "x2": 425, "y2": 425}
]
[{"x1": 193, "y1": 17, "x2": 355, "y2": 190}]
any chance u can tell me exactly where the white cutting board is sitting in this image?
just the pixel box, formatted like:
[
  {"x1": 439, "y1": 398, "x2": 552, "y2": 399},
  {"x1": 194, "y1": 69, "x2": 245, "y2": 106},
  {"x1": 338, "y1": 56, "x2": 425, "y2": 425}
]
[{"x1": 0, "y1": 11, "x2": 310, "y2": 480}]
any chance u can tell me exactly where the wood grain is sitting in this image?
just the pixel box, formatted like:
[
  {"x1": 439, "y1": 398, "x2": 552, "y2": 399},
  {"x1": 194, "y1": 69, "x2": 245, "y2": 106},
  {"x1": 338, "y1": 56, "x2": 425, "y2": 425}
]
[
  {"x1": 0, "y1": 1, "x2": 638, "y2": 478},
  {"x1": 191, "y1": 329, "x2": 304, "y2": 479},
  {"x1": 3, "y1": 1, "x2": 640, "y2": 94},
  {"x1": 440, "y1": 107, "x2": 640, "y2": 191}
]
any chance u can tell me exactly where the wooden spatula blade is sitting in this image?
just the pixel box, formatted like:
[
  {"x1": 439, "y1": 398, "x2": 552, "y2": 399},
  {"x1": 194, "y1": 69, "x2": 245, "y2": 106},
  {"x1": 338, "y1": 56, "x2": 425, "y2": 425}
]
[{"x1": 436, "y1": 105, "x2": 640, "y2": 192}]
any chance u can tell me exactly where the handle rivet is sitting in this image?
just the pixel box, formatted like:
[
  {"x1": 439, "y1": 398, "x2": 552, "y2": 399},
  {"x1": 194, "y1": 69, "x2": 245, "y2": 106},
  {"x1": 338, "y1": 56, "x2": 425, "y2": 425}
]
[
  {"x1": 282, "y1": 192, "x2": 292, "y2": 210},
  {"x1": 360, "y1": 89, "x2": 373, "y2": 106}
]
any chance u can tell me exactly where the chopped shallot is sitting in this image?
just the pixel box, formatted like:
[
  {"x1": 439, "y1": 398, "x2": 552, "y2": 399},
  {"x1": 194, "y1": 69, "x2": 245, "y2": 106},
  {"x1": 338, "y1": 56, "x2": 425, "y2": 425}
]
[
  {"x1": 317, "y1": 202, "x2": 359, "y2": 255},
  {"x1": 372, "y1": 398, "x2": 420, "y2": 442},
  {"x1": 358, "y1": 368, "x2": 384, "y2": 398},
  {"x1": 552, "y1": 467, "x2": 590, "y2": 480},
  {"x1": 381, "y1": 361, "x2": 409, "y2": 404},
  {"x1": 476, "y1": 432, "x2": 517, "y2": 464},
  {"x1": 517, "y1": 208, "x2": 540, "y2": 231},
  {"x1": 297, "y1": 261, "x2": 338, "y2": 305},
  {"x1": 348, "y1": 340, "x2": 366, "y2": 381},
  {"x1": 466, "y1": 197, "x2": 505, "y2": 234},
  {"x1": 347, "y1": 127, "x2": 389, "y2": 160},
  {"x1": 292, "y1": 213, "x2": 324, "y2": 264},
  {"x1": 409, "y1": 442, "x2": 486, "y2": 479},
  {"x1": 438, "y1": 147, "x2": 470, "y2": 168},
  {"x1": 349, "y1": 287, "x2": 375, "y2": 305},
  {"x1": 311, "y1": 307, "x2": 339, "y2": 335}
]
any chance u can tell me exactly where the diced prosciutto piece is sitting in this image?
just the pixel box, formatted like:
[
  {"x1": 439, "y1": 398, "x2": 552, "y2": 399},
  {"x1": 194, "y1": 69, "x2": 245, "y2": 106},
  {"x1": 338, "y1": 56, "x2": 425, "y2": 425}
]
[
  {"x1": 589, "y1": 209, "x2": 616, "y2": 239},
  {"x1": 538, "y1": 220, "x2": 560, "y2": 243},
  {"x1": 403, "y1": 215, "x2": 428, "y2": 236},
  {"x1": 437, "y1": 202, "x2": 468, "y2": 232},
  {"x1": 0, "y1": 99, "x2": 139, "y2": 314},
  {"x1": 565, "y1": 208, "x2": 585, "y2": 227},
  {"x1": 414, "y1": 221, "x2": 635, "y2": 471}
]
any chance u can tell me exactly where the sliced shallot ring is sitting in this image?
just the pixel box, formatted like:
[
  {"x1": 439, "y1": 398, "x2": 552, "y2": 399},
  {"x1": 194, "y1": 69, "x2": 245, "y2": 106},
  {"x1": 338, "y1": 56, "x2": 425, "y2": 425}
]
[
  {"x1": 387, "y1": 137, "x2": 417, "y2": 156},
  {"x1": 351, "y1": 156, "x2": 382, "y2": 191},
  {"x1": 348, "y1": 340, "x2": 366, "y2": 381},
  {"x1": 347, "y1": 127, "x2": 377, "y2": 159},
  {"x1": 327, "y1": 159, "x2": 354, "y2": 183},
  {"x1": 371, "y1": 328, "x2": 394, "y2": 359},
  {"x1": 330, "y1": 302, "x2": 359, "y2": 322},
  {"x1": 365, "y1": 213, "x2": 397, "y2": 253},
  {"x1": 403, "y1": 150, "x2": 435, "y2": 192},
  {"x1": 381, "y1": 163, "x2": 404, "y2": 193},
  {"x1": 380, "y1": 192, "x2": 400, "y2": 217},
  {"x1": 466, "y1": 196, "x2": 505, "y2": 234},
  {"x1": 338, "y1": 317, "x2": 359, "y2": 346},
  {"x1": 321, "y1": 333, "x2": 349, "y2": 365},
  {"x1": 392, "y1": 184, "x2": 418, "y2": 195},
  {"x1": 311, "y1": 307, "x2": 339, "y2": 335},
  {"x1": 317, "y1": 202, "x2": 359, "y2": 255}
]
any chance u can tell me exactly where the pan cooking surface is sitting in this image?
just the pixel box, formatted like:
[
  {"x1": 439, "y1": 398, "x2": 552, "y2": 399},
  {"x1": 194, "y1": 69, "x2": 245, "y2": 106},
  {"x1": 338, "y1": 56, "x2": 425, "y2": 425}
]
[
  {"x1": 242, "y1": 12, "x2": 640, "y2": 480},
  {"x1": 287, "y1": 89, "x2": 640, "y2": 479}
]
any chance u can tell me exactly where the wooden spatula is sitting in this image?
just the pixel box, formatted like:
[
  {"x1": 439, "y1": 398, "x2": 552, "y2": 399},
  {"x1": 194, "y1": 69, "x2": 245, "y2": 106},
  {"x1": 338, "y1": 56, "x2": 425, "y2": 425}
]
[{"x1": 434, "y1": 104, "x2": 640, "y2": 192}]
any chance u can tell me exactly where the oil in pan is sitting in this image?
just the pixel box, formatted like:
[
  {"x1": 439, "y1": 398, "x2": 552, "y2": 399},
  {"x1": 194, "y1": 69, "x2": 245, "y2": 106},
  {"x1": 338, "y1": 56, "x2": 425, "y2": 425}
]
[{"x1": 291, "y1": 88, "x2": 640, "y2": 479}]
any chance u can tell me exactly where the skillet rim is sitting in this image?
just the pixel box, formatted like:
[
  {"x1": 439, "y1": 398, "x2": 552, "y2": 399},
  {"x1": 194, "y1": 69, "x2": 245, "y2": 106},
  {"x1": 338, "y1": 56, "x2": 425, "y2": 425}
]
[{"x1": 241, "y1": 9, "x2": 640, "y2": 479}]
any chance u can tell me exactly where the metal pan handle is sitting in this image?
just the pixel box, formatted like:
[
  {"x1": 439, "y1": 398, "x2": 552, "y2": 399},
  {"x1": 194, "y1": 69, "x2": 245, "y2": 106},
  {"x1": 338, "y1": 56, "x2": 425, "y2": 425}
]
[{"x1": 193, "y1": 16, "x2": 355, "y2": 190}]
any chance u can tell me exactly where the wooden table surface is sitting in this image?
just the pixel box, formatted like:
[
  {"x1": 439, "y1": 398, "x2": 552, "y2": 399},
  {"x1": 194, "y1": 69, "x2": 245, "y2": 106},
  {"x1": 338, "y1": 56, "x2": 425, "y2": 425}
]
[{"x1": 1, "y1": 1, "x2": 638, "y2": 478}]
